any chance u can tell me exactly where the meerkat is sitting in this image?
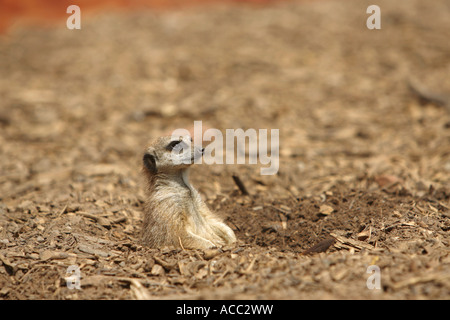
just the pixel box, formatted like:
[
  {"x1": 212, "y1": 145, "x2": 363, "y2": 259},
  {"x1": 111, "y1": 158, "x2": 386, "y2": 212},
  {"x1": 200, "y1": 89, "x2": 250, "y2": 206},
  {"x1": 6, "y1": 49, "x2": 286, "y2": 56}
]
[{"x1": 141, "y1": 135, "x2": 236, "y2": 250}]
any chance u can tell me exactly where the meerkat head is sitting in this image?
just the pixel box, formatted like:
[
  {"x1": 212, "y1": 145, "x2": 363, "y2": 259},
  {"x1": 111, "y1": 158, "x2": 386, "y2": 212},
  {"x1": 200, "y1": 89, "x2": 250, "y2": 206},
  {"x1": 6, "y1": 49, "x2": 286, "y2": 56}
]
[{"x1": 143, "y1": 135, "x2": 204, "y2": 174}]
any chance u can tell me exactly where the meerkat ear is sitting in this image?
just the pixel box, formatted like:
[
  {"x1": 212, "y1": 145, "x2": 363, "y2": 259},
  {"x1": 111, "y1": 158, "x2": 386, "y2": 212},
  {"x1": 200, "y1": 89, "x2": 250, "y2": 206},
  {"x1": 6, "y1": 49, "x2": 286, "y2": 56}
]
[{"x1": 143, "y1": 153, "x2": 157, "y2": 174}]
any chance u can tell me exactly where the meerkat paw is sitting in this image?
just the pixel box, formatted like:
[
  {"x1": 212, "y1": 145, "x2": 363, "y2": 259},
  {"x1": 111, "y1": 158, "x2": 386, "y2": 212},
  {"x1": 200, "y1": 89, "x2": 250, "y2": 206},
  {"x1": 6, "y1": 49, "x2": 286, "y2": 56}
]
[{"x1": 211, "y1": 223, "x2": 237, "y2": 245}]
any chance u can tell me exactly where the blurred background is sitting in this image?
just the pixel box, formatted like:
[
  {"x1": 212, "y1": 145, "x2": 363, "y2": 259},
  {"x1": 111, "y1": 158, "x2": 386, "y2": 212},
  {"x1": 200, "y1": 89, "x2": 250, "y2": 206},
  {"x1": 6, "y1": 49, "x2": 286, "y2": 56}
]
[
  {"x1": 0, "y1": 0, "x2": 449, "y2": 299},
  {"x1": 1, "y1": 0, "x2": 448, "y2": 195},
  {"x1": 0, "y1": 0, "x2": 287, "y2": 33}
]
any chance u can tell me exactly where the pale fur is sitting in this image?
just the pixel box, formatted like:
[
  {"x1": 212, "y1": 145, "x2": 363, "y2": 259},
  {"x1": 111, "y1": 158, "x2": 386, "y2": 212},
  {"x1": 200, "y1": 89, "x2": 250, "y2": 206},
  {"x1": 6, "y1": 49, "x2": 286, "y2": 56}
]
[{"x1": 141, "y1": 135, "x2": 236, "y2": 249}]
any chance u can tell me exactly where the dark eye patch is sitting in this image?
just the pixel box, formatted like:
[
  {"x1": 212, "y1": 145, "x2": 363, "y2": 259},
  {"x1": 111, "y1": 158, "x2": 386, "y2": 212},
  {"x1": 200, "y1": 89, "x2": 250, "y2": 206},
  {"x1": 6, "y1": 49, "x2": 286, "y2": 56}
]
[
  {"x1": 166, "y1": 140, "x2": 182, "y2": 151},
  {"x1": 143, "y1": 153, "x2": 157, "y2": 173}
]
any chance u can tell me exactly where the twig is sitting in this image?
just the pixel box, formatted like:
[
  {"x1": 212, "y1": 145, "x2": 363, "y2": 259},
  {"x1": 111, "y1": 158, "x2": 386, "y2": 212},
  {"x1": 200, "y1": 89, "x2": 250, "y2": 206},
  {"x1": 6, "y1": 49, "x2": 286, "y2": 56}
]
[
  {"x1": 58, "y1": 202, "x2": 68, "y2": 217},
  {"x1": 232, "y1": 175, "x2": 249, "y2": 196}
]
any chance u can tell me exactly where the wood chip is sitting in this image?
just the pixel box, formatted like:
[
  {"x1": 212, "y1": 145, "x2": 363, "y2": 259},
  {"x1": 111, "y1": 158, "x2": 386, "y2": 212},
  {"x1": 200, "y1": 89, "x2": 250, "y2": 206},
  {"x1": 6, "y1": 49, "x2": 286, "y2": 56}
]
[
  {"x1": 39, "y1": 250, "x2": 69, "y2": 261},
  {"x1": 300, "y1": 238, "x2": 336, "y2": 255},
  {"x1": 390, "y1": 272, "x2": 450, "y2": 290},
  {"x1": 330, "y1": 233, "x2": 374, "y2": 251},
  {"x1": 0, "y1": 253, "x2": 17, "y2": 275},
  {"x1": 78, "y1": 244, "x2": 110, "y2": 257},
  {"x1": 319, "y1": 205, "x2": 334, "y2": 216},
  {"x1": 129, "y1": 279, "x2": 152, "y2": 300},
  {"x1": 150, "y1": 264, "x2": 165, "y2": 276},
  {"x1": 357, "y1": 226, "x2": 372, "y2": 241},
  {"x1": 203, "y1": 248, "x2": 222, "y2": 260}
]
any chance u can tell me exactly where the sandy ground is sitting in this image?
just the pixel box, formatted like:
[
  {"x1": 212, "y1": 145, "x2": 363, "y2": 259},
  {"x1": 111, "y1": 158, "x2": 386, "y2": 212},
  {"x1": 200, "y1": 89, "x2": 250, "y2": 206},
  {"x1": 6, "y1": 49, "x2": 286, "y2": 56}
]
[{"x1": 0, "y1": 0, "x2": 449, "y2": 299}]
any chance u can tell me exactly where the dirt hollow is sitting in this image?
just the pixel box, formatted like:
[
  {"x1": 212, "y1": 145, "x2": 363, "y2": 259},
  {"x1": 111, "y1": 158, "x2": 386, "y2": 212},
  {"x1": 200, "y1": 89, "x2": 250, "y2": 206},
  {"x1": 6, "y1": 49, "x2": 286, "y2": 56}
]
[{"x1": 0, "y1": 0, "x2": 449, "y2": 300}]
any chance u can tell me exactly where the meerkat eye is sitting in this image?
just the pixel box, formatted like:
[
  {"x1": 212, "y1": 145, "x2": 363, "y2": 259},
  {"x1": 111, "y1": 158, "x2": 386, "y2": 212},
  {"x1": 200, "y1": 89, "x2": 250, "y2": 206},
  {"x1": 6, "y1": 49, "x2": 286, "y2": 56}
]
[{"x1": 167, "y1": 140, "x2": 182, "y2": 151}]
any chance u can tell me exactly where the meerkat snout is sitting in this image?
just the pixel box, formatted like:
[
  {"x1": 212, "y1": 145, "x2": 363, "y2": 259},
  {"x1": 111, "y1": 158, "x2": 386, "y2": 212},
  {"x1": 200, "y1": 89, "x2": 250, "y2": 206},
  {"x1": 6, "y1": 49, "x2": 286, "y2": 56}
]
[{"x1": 141, "y1": 135, "x2": 236, "y2": 250}]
